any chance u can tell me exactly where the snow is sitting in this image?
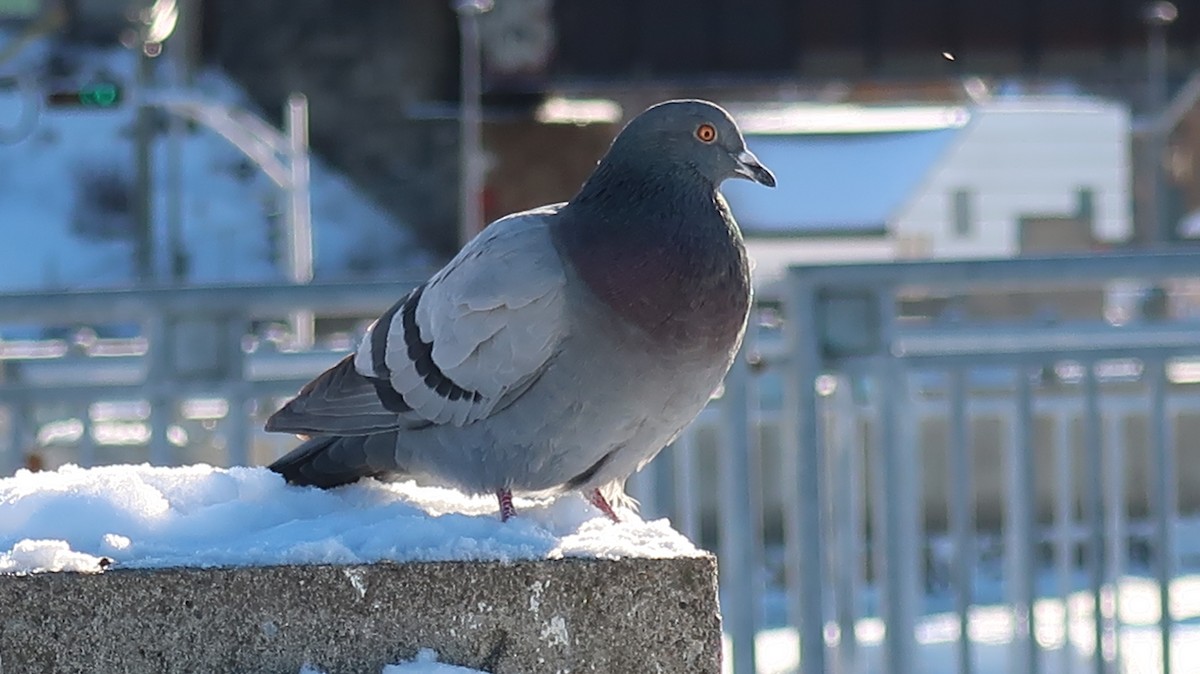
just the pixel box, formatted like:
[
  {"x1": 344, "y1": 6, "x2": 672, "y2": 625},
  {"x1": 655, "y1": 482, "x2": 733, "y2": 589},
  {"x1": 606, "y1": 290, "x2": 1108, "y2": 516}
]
[
  {"x1": 0, "y1": 463, "x2": 701, "y2": 574},
  {"x1": 298, "y1": 649, "x2": 490, "y2": 674},
  {"x1": 744, "y1": 579, "x2": 1200, "y2": 674},
  {"x1": 734, "y1": 561, "x2": 1200, "y2": 671},
  {"x1": 382, "y1": 649, "x2": 491, "y2": 674},
  {"x1": 0, "y1": 33, "x2": 429, "y2": 291}
]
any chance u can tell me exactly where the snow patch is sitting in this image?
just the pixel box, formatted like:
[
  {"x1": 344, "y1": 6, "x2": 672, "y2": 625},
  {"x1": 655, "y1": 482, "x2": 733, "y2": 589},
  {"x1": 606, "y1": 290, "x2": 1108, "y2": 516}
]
[
  {"x1": 0, "y1": 539, "x2": 107, "y2": 574},
  {"x1": 539, "y1": 615, "x2": 570, "y2": 648},
  {"x1": 0, "y1": 33, "x2": 428, "y2": 292},
  {"x1": 0, "y1": 463, "x2": 702, "y2": 574},
  {"x1": 344, "y1": 567, "x2": 368, "y2": 598},
  {"x1": 300, "y1": 649, "x2": 494, "y2": 674},
  {"x1": 382, "y1": 648, "x2": 491, "y2": 674}
]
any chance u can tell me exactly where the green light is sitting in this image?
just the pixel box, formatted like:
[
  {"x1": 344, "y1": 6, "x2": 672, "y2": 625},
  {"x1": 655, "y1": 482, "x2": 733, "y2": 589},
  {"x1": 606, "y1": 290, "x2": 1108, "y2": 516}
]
[{"x1": 79, "y1": 83, "x2": 120, "y2": 108}]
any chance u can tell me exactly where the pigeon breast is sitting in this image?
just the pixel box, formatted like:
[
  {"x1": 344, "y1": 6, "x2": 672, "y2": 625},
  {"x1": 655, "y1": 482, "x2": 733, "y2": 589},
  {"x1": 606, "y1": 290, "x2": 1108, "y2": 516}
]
[{"x1": 552, "y1": 166, "x2": 752, "y2": 357}]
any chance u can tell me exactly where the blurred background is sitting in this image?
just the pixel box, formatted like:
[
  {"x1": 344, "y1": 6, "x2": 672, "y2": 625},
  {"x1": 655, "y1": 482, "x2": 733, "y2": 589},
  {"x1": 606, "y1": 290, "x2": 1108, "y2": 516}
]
[{"x1": 4, "y1": 1, "x2": 1200, "y2": 673}]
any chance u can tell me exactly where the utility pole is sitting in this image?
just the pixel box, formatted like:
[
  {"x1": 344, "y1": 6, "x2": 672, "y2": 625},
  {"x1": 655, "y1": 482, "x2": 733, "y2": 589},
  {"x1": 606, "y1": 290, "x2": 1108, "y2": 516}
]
[
  {"x1": 165, "y1": 12, "x2": 188, "y2": 282},
  {"x1": 452, "y1": 0, "x2": 493, "y2": 248},
  {"x1": 1144, "y1": 1, "x2": 1177, "y2": 245},
  {"x1": 165, "y1": 0, "x2": 199, "y2": 282},
  {"x1": 133, "y1": 34, "x2": 154, "y2": 283},
  {"x1": 131, "y1": 0, "x2": 179, "y2": 283}
]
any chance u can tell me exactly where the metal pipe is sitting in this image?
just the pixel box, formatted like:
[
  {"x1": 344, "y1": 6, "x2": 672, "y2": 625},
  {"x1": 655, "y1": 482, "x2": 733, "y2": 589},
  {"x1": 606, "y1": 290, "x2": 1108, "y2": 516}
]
[
  {"x1": 1103, "y1": 410, "x2": 1126, "y2": 666},
  {"x1": 453, "y1": 0, "x2": 493, "y2": 248},
  {"x1": 1148, "y1": 358, "x2": 1176, "y2": 673},
  {"x1": 947, "y1": 368, "x2": 975, "y2": 674},
  {"x1": 1008, "y1": 368, "x2": 1040, "y2": 674},
  {"x1": 671, "y1": 430, "x2": 700, "y2": 543},
  {"x1": 0, "y1": 279, "x2": 428, "y2": 324},
  {"x1": 145, "y1": 315, "x2": 172, "y2": 465},
  {"x1": 1082, "y1": 364, "x2": 1109, "y2": 674},
  {"x1": 879, "y1": 356, "x2": 917, "y2": 674},
  {"x1": 134, "y1": 38, "x2": 155, "y2": 284},
  {"x1": 784, "y1": 274, "x2": 828, "y2": 674},
  {"x1": 1054, "y1": 412, "x2": 1077, "y2": 674},
  {"x1": 830, "y1": 376, "x2": 862, "y2": 674},
  {"x1": 626, "y1": 453, "x2": 659, "y2": 519},
  {"x1": 1144, "y1": 1, "x2": 1178, "y2": 244},
  {"x1": 719, "y1": 352, "x2": 757, "y2": 673},
  {"x1": 224, "y1": 317, "x2": 250, "y2": 467},
  {"x1": 286, "y1": 93, "x2": 315, "y2": 349},
  {"x1": 165, "y1": 5, "x2": 189, "y2": 282}
]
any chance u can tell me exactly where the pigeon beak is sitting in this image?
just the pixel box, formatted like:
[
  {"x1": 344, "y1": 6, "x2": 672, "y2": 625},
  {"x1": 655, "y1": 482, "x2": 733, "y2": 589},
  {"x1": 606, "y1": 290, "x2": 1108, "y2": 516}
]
[{"x1": 733, "y1": 148, "x2": 776, "y2": 187}]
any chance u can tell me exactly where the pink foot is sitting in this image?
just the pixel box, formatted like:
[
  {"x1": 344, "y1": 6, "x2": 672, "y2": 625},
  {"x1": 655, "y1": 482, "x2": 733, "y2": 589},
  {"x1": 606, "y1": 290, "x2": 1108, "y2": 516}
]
[
  {"x1": 497, "y1": 488, "x2": 517, "y2": 522},
  {"x1": 589, "y1": 488, "x2": 620, "y2": 523}
]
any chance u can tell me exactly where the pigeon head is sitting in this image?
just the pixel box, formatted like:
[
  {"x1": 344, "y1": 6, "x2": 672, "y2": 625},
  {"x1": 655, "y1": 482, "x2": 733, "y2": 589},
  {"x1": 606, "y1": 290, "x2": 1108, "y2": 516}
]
[{"x1": 606, "y1": 99, "x2": 776, "y2": 189}]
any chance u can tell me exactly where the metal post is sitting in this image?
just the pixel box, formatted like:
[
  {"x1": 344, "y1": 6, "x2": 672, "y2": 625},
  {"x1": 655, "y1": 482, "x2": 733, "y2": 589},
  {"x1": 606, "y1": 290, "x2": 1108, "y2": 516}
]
[
  {"x1": 719, "y1": 352, "x2": 757, "y2": 673},
  {"x1": 831, "y1": 376, "x2": 862, "y2": 674},
  {"x1": 627, "y1": 453, "x2": 660, "y2": 519},
  {"x1": 1008, "y1": 367, "x2": 1040, "y2": 674},
  {"x1": 285, "y1": 93, "x2": 314, "y2": 349},
  {"x1": 868, "y1": 377, "x2": 889, "y2": 635},
  {"x1": 1082, "y1": 364, "x2": 1109, "y2": 674},
  {"x1": 6, "y1": 403, "x2": 29, "y2": 476},
  {"x1": 1102, "y1": 409, "x2": 1126, "y2": 666},
  {"x1": 1145, "y1": 1, "x2": 1178, "y2": 244},
  {"x1": 176, "y1": 0, "x2": 197, "y2": 86},
  {"x1": 225, "y1": 316, "x2": 250, "y2": 467},
  {"x1": 947, "y1": 368, "x2": 975, "y2": 674},
  {"x1": 165, "y1": 111, "x2": 185, "y2": 281},
  {"x1": 671, "y1": 430, "x2": 700, "y2": 543},
  {"x1": 1147, "y1": 358, "x2": 1176, "y2": 673},
  {"x1": 784, "y1": 274, "x2": 827, "y2": 674},
  {"x1": 453, "y1": 0, "x2": 493, "y2": 247},
  {"x1": 166, "y1": 25, "x2": 188, "y2": 282},
  {"x1": 879, "y1": 355, "x2": 918, "y2": 674},
  {"x1": 134, "y1": 39, "x2": 155, "y2": 284},
  {"x1": 146, "y1": 314, "x2": 173, "y2": 465},
  {"x1": 1053, "y1": 412, "x2": 1077, "y2": 674},
  {"x1": 79, "y1": 406, "x2": 97, "y2": 468}
]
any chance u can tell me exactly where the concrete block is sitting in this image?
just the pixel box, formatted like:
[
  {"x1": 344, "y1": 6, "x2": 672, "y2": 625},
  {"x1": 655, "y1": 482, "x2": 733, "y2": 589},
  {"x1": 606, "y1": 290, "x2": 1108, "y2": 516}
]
[{"x1": 1, "y1": 556, "x2": 720, "y2": 674}]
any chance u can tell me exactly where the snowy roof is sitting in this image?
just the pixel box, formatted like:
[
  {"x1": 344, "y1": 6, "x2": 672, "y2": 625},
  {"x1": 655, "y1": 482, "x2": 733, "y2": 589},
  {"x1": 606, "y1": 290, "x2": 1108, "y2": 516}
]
[
  {"x1": 723, "y1": 127, "x2": 963, "y2": 236},
  {"x1": 0, "y1": 34, "x2": 429, "y2": 291}
]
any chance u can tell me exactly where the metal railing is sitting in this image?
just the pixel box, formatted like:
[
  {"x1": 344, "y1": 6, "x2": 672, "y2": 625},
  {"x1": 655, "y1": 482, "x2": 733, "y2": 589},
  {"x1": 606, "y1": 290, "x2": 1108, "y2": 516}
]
[
  {"x1": 661, "y1": 249, "x2": 1200, "y2": 674},
  {"x1": 5, "y1": 251, "x2": 1200, "y2": 674},
  {"x1": 0, "y1": 279, "x2": 425, "y2": 474}
]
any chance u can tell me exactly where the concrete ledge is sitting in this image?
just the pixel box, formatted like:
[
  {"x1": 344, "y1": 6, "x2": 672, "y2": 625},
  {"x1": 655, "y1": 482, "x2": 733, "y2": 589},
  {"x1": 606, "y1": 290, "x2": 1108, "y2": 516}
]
[{"x1": 1, "y1": 556, "x2": 720, "y2": 674}]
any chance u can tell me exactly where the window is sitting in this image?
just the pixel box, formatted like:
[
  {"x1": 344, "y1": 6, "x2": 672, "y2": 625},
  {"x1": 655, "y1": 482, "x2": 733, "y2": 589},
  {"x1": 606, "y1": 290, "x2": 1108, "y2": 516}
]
[
  {"x1": 1077, "y1": 187, "x2": 1095, "y2": 222},
  {"x1": 952, "y1": 189, "x2": 972, "y2": 238}
]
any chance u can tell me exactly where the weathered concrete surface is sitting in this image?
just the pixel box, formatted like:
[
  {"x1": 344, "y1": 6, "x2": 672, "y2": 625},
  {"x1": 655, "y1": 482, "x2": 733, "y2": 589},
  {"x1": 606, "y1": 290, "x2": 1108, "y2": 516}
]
[{"x1": 1, "y1": 557, "x2": 720, "y2": 674}]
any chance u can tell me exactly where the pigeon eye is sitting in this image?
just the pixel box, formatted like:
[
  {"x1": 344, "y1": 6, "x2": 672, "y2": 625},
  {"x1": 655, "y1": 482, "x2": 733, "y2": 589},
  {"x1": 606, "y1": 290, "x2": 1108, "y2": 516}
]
[{"x1": 695, "y1": 123, "x2": 717, "y2": 143}]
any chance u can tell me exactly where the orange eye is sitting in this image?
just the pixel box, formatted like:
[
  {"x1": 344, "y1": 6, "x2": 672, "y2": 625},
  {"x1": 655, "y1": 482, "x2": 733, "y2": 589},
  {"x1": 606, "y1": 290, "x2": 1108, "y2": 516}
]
[{"x1": 695, "y1": 123, "x2": 717, "y2": 143}]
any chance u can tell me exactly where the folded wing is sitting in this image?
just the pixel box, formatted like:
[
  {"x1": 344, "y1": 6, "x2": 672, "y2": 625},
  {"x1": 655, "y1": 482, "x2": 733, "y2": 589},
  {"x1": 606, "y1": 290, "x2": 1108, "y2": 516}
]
[{"x1": 267, "y1": 206, "x2": 568, "y2": 435}]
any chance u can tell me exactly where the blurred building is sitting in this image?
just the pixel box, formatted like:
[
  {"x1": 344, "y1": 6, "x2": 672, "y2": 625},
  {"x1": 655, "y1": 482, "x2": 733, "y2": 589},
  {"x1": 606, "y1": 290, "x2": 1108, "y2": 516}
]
[
  {"x1": 190, "y1": 0, "x2": 1197, "y2": 257},
  {"x1": 722, "y1": 97, "x2": 1132, "y2": 288},
  {"x1": 6, "y1": 0, "x2": 1198, "y2": 257}
]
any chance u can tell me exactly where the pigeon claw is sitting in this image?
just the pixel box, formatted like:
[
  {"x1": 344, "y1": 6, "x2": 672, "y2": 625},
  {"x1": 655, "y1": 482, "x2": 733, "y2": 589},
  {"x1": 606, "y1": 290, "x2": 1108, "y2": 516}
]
[
  {"x1": 589, "y1": 488, "x2": 620, "y2": 523},
  {"x1": 497, "y1": 488, "x2": 517, "y2": 522}
]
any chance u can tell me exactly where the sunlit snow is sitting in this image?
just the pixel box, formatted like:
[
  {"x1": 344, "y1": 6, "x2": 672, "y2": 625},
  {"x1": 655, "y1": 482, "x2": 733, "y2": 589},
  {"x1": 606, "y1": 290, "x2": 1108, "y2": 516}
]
[{"x1": 0, "y1": 462, "x2": 701, "y2": 574}]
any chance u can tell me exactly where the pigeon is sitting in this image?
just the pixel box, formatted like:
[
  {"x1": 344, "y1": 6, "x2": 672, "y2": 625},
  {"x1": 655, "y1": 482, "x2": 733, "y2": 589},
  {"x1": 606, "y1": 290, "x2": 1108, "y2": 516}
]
[{"x1": 265, "y1": 99, "x2": 776, "y2": 522}]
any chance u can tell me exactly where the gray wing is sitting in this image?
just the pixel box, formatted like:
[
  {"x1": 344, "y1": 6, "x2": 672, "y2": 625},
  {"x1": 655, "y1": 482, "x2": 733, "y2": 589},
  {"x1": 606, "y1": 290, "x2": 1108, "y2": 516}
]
[{"x1": 267, "y1": 205, "x2": 568, "y2": 435}]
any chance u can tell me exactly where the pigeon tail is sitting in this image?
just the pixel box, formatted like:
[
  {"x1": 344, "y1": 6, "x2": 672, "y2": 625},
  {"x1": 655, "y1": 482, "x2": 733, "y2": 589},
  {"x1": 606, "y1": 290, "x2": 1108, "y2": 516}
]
[{"x1": 268, "y1": 433, "x2": 399, "y2": 489}]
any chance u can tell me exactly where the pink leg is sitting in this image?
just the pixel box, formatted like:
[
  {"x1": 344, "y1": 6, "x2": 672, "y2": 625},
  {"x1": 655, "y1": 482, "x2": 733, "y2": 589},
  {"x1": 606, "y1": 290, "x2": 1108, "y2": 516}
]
[
  {"x1": 589, "y1": 488, "x2": 620, "y2": 523},
  {"x1": 497, "y1": 488, "x2": 517, "y2": 522}
]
